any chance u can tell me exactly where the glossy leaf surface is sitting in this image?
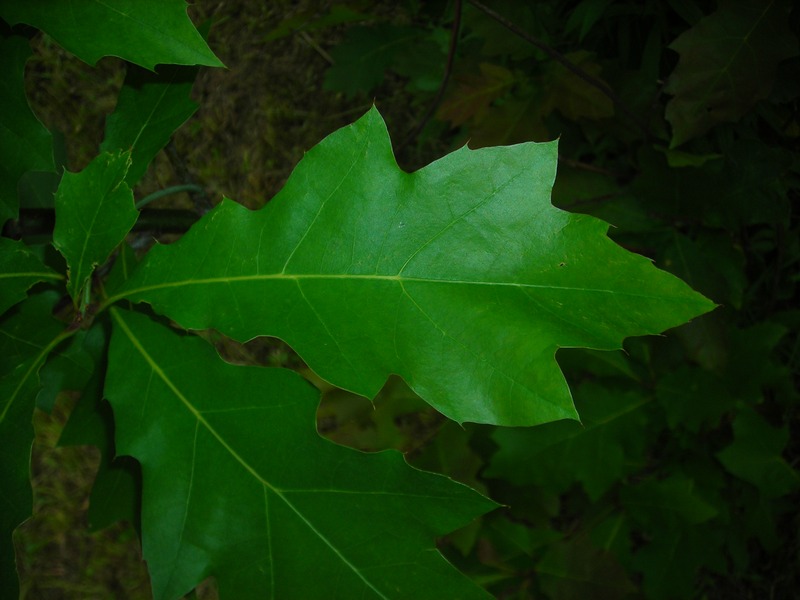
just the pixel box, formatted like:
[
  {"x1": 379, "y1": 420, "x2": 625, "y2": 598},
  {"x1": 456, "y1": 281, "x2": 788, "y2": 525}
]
[
  {"x1": 106, "y1": 308, "x2": 495, "y2": 600},
  {"x1": 0, "y1": 0, "x2": 223, "y2": 70},
  {"x1": 0, "y1": 237, "x2": 62, "y2": 316},
  {"x1": 665, "y1": 0, "x2": 799, "y2": 147},
  {"x1": 118, "y1": 108, "x2": 713, "y2": 426},
  {"x1": 53, "y1": 151, "x2": 138, "y2": 302},
  {"x1": 0, "y1": 35, "x2": 54, "y2": 224}
]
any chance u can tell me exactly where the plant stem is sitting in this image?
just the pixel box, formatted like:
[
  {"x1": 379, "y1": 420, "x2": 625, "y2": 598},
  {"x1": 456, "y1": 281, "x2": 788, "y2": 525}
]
[
  {"x1": 398, "y1": 0, "x2": 463, "y2": 152},
  {"x1": 135, "y1": 184, "x2": 204, "y2": 210}
]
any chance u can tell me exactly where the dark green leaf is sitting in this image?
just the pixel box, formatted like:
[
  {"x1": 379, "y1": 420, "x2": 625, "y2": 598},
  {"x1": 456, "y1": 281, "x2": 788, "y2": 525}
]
[
  {"x1": 53, "y1": 151, "x2": 138, "y2": 302},
  {"x1": 486, "y1": 384, "x2": 648, "y2": 499},
  {"x1": 656, "y1": 366, "x2": 730, "y2": 433},
  {"x1": 100, "y1": 64, "x2": 199, "y2": 187},
  {"x1": 58, "y1": 320, "x2": 141, "y2": 531},
  {"x1": 537, "y1": 536, "x2": 637, "y2": 600},
  {"x1": 105, "y1": 308, "x2": 495, "y2": 599},
  {"x1": 0, "y1": 291, "x2": 70, "y2": 600},
  {"x1": 621, "y1": 474, "x2": 723, "y2": 599},
  {"x1": 0, "y1": 0, "x2": 224, "y2": 70},
  {"x1": 0, "y1": 35, "x2": 54, "y2": 224},
  {"x1": 716, "y1": 408, "x2": 799, "y2": 498},
  {"x1": 622, "y1": 474, "x2": 718, "y2": 526},
  {"x1": 665, "y1": 0, "x2": 799, "y2": 147},
  {"x1": 0, "y1": 237, "x2": 63, "y2": 317},
  {"x1": 115, "y1": 108, "x2": 714, "y2": 427},
  {"x1": 324, "y1": 26, "x2": 433, "y2": 96}
]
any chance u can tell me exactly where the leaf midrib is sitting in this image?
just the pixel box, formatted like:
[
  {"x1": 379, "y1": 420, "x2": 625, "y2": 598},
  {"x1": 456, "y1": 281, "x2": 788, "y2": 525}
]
[
  {"x1": 110, "y1": 272, "x2": 683, "y2": 307},
  {"x1": 110, "y1": 308, "x2": 390, "y2": 599}
]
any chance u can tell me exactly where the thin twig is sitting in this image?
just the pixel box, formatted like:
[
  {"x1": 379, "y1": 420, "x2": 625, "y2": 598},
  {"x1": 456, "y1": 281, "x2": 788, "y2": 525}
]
[
  {"x1": 467, "y1": 0, "x2": 652, "y2": 140},
  {"x1": 135, "y1": 184, "x2": 204, "y2": 209},
  {"x1": 299, "y1": 30, "x2": 335, "y2": 64},
  {"x1": 557, "y1": 154, "x2": 622, "y2": 178},
  {"x1": 398, "y1": 0, "x2": 463, "y2": 152}
]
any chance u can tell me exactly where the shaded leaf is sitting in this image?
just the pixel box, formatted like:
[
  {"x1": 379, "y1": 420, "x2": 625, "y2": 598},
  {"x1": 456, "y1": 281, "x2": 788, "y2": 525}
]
[
  {"x1": 628, "y1": 524, "x2": 725, "y2": 600},
  {"x1": 265, "y1": 5, "x2": 368, "y2": 41},
  {"x1": 105, "y1": 308, "x2": 495, "y2": 599},
  {"x1": 35, "y1": 328, "x2": 94, "y2": 413},
  {"x1": 0, "y1": 237, "x2": 62, "y2": 317},
  {"x1": 716, "y1": 408, "x2": 799, "y2": 498},
  {"x1": 621, "y1": 474, "x2": 722, "y2": 599},
  {"x1": 486, "y1": 384, "x2": 648, "y2": 499},
  {"x1": 116, "y1": 108, "x2": 714, "y2": 427},
  {"x1": 565, "y1": 0, "x2": 615, "y2": 41},
  {"x1": 53, "y1": 151, "x2": 138, "y2": 302},
  {"x1": 57, "y1": 320, "x2": 141, "y2": 531},
  {"x1": 0, "y1": 0, "x2": 223, "y2": 70},
  {"x1": 656, "y1": 366, "x2": 730, "y2": 433},
  {"x1": 324, "y1": 25, "x2": 426, "y2": 96},
  {"x1": 100, "y1": 64, "x2": 199, "y2": 187},
  {"x1": 537, "y1": 536, "x2": 637, "y2": 600},
  {"x1": 0, "y1": 291, "x2": 70, "y2": 600},
  {"x1": 665, "y1": 0, "x2": 799, "y2": 147},
  {"x1": 622, "y1": 473, "x2": 718, "y2": 526},
  {"x1": 0, "y1": 35, "x2": 54, "y2": 224},
  {"x1": 542, "y1": 51, "x2": 614, "y2": 121},
  {"x1": 438, "y1": 63, "x2": 515, "y2": 127}
]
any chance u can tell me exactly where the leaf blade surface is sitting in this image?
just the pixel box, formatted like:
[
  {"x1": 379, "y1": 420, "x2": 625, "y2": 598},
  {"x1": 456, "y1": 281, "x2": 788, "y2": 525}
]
[
  {"x1": 117, "y1": 108, "x2": 714, "y2": 426},
  {"x1": 53, "y1": 151, "x2": 139, "y2": 302},
  {"x1": 0, "y1": 0, "x2": 223, "y2": 70},
  {"x1": 106, "y1": 308, "x2": 495, "y2": 600}
]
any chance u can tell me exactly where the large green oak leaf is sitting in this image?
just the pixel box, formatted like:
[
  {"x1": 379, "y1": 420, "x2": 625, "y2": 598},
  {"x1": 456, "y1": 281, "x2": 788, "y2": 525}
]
[
  {"x1": 114, "y1": 108, "x2": 714, "y2": 426},
  {"x1": 106, "y1": 308, "x2": 495, "y2": 600},
  {"x1": 53, "y1": 151, "x2": 139, "y2": 303},
  {"x1": 0, "y1": 0, "x2": 223, "y2": 71},
  {"x1": 664, "y1": 0, "x2": 799, "y2": 147}
]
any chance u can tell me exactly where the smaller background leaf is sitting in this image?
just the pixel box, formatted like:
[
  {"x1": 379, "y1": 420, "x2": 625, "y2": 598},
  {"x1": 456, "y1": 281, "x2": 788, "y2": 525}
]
[
  {"x1": 664, "y1": 0, "x2": 799, "y2": 147},
  {"x1": 716, "y1": 408, "x2": 800, "y2": 498}
]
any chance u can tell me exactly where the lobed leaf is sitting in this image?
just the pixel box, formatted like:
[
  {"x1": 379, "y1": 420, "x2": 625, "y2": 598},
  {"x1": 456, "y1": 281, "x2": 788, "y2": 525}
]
[
  {"x1": 53, "y1": 151, "x2": 139, "y2": 303},
  {"x1": 105, "y1": 308, "x2": 495, "y2": 600},
  {"x1": 0, "y1": 0, "x2": 224, "y2": 71},
  {"x1": 116, "y1": 107, "x2": 714, "y2": 427}
]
